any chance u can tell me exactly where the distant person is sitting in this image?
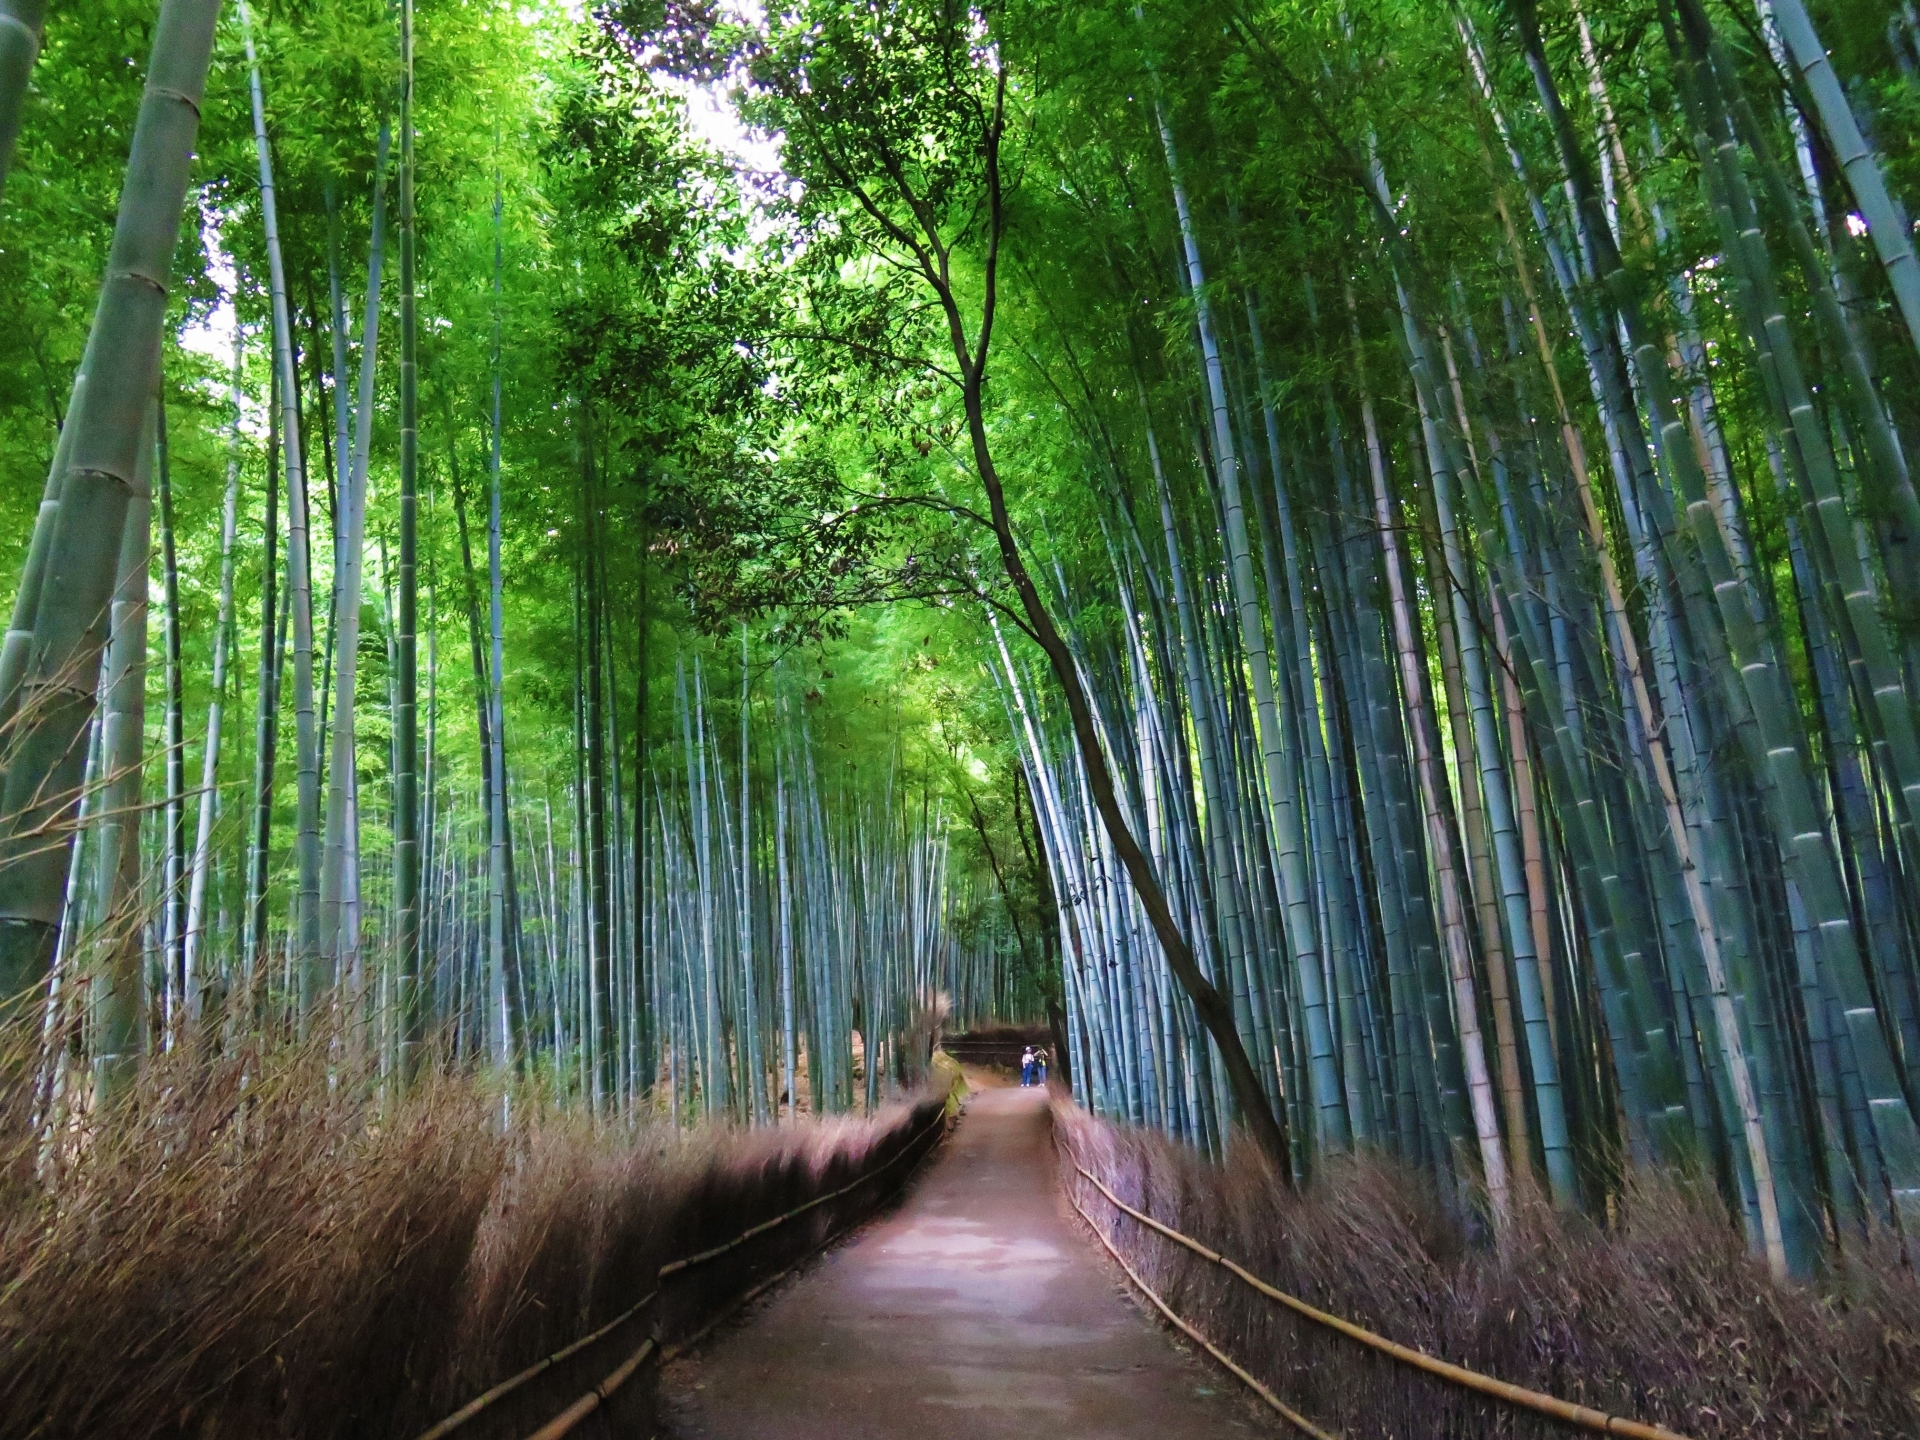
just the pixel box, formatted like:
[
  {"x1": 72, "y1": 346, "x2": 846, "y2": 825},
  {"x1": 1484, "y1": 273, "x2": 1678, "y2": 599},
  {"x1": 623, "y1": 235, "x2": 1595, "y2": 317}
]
[
  {"x1": 1034, "y1": 1048, "x2": 1048, "y2": 1086},
  {"x1": 1020, "y1": 1046, "x2": 1035, "y2": 1086}
]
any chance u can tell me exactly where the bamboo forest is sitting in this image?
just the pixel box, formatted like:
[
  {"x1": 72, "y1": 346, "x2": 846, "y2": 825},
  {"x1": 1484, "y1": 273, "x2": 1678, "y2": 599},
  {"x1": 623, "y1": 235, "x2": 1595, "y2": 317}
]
[{"x1": 4, "y1": 0, "x2": 1920, "y2": 1436}]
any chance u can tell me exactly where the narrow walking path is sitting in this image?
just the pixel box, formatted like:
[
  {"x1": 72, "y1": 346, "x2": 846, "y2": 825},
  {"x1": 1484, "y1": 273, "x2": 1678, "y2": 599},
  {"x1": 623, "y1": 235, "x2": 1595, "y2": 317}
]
[{"x1": 657, "y1": 1083, "x2": 1270, "y2": 1438}]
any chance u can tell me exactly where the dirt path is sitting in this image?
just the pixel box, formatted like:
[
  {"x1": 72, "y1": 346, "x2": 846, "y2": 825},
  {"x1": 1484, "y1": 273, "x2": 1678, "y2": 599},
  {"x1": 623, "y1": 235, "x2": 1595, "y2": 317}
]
[{"x1": 656, "y1": 1084, "x2": 1270, "y2": 1439}]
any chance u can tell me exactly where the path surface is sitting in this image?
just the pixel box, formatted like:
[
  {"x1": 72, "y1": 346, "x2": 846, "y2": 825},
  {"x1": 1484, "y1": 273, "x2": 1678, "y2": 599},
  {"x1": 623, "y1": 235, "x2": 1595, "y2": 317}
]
[{"x1": 657, "y1": 1084, "x2": 1269, "y2": 1439}]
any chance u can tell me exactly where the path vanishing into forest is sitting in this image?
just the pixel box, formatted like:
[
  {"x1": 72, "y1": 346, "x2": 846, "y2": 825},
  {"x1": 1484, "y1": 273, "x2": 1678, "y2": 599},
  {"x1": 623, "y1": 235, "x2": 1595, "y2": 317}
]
[{"x1": 656, "y1": 1081, "x2": 1271, "y2": 1439}]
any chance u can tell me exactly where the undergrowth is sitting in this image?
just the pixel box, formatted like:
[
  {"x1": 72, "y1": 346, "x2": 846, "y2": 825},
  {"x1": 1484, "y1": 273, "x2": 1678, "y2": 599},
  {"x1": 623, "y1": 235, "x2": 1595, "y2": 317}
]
[
  {"x1": 1054, "y1": 1099, "x2": 1920, "y2": 1438},
  {"x1": 0, "y1": 1022, "x2": 944, "y2": 1440}
]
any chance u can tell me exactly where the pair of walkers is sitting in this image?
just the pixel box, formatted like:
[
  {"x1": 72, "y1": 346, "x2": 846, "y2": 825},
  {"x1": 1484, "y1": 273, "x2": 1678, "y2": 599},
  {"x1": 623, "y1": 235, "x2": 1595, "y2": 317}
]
[{"x1": 1019, "y1": 1046, "x2": 1049, "y2": 1088}]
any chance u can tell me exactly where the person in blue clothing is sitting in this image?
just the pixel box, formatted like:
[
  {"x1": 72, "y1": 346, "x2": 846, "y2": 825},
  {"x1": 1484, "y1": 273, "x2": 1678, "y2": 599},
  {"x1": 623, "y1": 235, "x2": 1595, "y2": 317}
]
[
  {"x1": 1020, "y1": 1046, "x2": 1035, "y2": 1086},
  {"x1": 1033, "y1": 1048, "x2": 1048, "y2": 1086}
]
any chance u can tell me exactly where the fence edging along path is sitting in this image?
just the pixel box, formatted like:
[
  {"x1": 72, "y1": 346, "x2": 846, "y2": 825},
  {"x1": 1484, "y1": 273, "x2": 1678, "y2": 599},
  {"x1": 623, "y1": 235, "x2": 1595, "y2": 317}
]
[
  {"x1": 1069, "y1": 1163, "x2": 1697, "y2": 1440},
  {"x1": 410, "y1": 1102, "x2": 951, "y2": 1440},
  {"x1": 1065, "y1": 1184, "x2": 1338, "y2": 1440}
]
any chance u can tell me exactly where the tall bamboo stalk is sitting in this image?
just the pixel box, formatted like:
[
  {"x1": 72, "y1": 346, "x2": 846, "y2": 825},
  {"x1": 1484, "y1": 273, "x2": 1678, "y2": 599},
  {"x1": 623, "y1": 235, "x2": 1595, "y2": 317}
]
[
  {"x1": 238, "y1": 0, "x2": 323, "y2": 1016},
  {"x1": 0, "y1": 0, "x2": 45, "y2": 201},
  {"x1": 395, "y1": 0, "x2": 422, "y2": 1073},
  {"x1": 244, "y1": 356, "x2": 282, "y2": 991},
  {"x1": 1764, "y1": 0, "x2": 1920, "y2": 358},
  {"x1": 182, "y1": 331, "x2": 245, "y2": 1021},
  {"x1": 89, "y1": 408, "x2": 155, "y2": 1104},
  {"x1": 0, "y1": 0, "x2": 222, "y2": 1002},
  {"x1": 155, "y1": 385, "x2": 187, "y2": 1033},
  {"x1": 319, "y1": 121, "x2": 390, "y2": 990},
  {"x1": 1151, "y1": 87, "x2": 1343, "y2": 1158}
]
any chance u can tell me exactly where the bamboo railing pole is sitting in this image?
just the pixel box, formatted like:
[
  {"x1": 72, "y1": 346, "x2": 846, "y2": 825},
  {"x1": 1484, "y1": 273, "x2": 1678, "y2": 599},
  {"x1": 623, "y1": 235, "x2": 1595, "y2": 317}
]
[{"x1": 1072, "y1": 1163, "x2": 1695, "y2": 1440}]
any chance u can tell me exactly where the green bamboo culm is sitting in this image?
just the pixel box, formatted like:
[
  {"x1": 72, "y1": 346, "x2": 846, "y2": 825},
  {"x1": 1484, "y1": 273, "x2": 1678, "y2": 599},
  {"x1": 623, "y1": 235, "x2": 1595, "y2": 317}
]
[
  {"x1": 89, "y1": 406, "x2": 156, "y2": 1106},
  {"x1": 237, "y1": 0, "x2": 322, "y2": 1012},
  {"x1": 0, "y1": 0, "x2": 46, "y2": 202},
  {"x1": 1765, "y1": 0, "x2": 1920, "y2": 360},
  {"x1": 484, "y1": 164, "x2": 523, "y2": 1067},
  {"x1": 318, "y1": 119, "x2": 388, "y2": 995},
  {"x1": 395, "y1": 0, "x2": 423, "y2": 1076},
  {"x1": 0, "y1": 0, "x2": 223, "y2": 1005}
]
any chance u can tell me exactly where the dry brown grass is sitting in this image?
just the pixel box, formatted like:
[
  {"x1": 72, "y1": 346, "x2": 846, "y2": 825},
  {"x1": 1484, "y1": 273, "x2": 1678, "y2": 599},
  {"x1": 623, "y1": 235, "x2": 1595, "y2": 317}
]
[
  {"x1": 0, "y1": 1019, "x2": 944, "y2": 1440},
  {"x1": 1054, "y1": 1099, "x2": 1920, "y2": 1439}
]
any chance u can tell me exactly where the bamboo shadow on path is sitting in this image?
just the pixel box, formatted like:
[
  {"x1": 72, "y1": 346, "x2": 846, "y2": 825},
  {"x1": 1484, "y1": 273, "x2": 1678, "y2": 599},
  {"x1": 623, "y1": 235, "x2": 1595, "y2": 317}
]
[{"x1": 656, "y1": 1085, "x2": 1274, "y2": 1439}]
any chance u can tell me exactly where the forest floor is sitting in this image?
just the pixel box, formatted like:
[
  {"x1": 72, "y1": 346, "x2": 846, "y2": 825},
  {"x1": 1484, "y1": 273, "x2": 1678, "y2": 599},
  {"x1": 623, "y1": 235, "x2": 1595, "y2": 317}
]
[{"x1": 653, "y1": 1083, "x2": 1273, "y2": 1439}]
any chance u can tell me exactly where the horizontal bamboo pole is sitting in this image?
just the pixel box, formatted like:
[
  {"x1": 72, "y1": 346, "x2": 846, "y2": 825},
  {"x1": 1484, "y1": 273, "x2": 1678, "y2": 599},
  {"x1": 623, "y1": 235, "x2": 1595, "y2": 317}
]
[
  {"x1": 521, "y1": 1337, "x2": 656, "y2": 1440},
  {"x1": 660, "y1": 1107, "x2": 949, "y2": 1277},
  {"x1": 412, "y1": 1290, "x2": 659, "y2": 1440},
  {"x1": 1071, "y1": 1164, "x2": 1695, "y2": 1440},
  {"x1": 1066, "y1": 1187, "x2": 1338, "y2": 1440},
  {"x1": 521, "y1": 1108, "x2": 949, "y2": 1440},
  {"x1": 660, "y1": 1114, "x2": 952, "y2": 1364}
]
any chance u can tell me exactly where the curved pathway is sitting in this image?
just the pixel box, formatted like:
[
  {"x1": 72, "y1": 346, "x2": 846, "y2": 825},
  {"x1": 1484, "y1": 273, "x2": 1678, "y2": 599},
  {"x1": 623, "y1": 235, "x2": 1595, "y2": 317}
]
[{"x1": 657, "y1": 1083, "x2": 1269, "y2": 1438}]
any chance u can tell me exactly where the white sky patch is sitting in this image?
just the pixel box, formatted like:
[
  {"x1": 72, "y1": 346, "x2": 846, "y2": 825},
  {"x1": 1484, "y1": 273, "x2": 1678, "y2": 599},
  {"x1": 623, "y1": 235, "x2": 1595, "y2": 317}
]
[
  {"x1": 653, "y1": 65, "x2": 797, "y2": 255},
  {"x1": 177, "y1": 212, "x2": 272, "y2": 438},
  {"x1": 658, "y1": 70, "x2": 783, "y2": 177},
  {"x1": 180, "y1": 214, "x2": 241, "y2": 366}
]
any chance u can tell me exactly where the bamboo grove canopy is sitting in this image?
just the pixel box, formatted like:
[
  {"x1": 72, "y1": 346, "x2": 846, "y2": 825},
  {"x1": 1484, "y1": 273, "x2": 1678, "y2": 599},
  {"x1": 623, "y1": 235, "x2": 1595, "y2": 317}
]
[{"x1": 1, "y1": 0, "x2": 1919, "y2": 1282}]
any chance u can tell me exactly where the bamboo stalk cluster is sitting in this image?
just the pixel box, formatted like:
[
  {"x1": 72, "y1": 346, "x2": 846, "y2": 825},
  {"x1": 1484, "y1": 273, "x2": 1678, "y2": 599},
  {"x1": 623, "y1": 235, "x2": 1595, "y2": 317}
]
[
  {"x1": 641, "y1": 653, "x2": 964, "y2": 1122},
  {"x1": 0, "y1": 1, "x2": 1023, "y2": 1147},
  {"x1": 1005, "y1": 0, "x2": 1920, "y2": 1278}
]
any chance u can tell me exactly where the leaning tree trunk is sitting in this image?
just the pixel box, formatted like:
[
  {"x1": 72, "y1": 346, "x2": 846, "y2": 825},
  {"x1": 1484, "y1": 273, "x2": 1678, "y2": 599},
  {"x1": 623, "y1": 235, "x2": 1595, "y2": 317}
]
[
  {"x1": 1153, "y1": 91, "x2": 1345, "y2": 1158},
  {"x1": 926, "y1": 74, "x2": 1289, "y2": 1170},
  {"x1": 0, "y1": 0, "x2": 223, "y2": 1003},
  {"x1": 963, "y1": 323, "x2": 1290, "y2": 1170}
]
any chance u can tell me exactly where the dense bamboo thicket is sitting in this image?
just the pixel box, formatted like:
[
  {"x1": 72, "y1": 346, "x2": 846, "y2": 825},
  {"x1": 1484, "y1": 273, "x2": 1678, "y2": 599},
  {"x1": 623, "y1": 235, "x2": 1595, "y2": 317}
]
[
  {"x1": 957, "y1": 0, "x2": 1920, "y2": 1283},
  {"x1": 696, "y1": 0, "x2": 1920, "y2": 1287},
  {"x1": 4, "y1": 0, "x2": 1920, "y2": 1411},
  {"x1": 0, "y1": 0, "x2": 1041, "y2": 1152}
]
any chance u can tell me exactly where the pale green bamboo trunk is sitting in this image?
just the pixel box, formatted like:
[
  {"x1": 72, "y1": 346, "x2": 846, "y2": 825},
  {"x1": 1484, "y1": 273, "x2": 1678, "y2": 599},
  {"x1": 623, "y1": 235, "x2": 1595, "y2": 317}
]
[
  {"x1": 182, "y1": 329, "x2": 244, "y2": 1021},
  {"x1": 239, "y1": 0, "x2": 322, "y2": 1016},
  {"x1": 0, "y1": 0, "x2": 46, "y2": 201},
  {"x1": 320, "y1": 122, "x2": 390, "y2": 993},
  {"x1": 0, "y1": 0, "x2": 222, "y2": 1003},
  {"x1": 395, "y1": 0, "x2": 423, "y2": 1072},
  {"x1": 89, "y1": 411, "x2": 154, "y2": 1105},
  {"x1": 155, "y1": 386, "x2": 186, "y2": 1034},
  {"x1": 1764, "y1": 0, "x2": 1920, "y2": 359}
]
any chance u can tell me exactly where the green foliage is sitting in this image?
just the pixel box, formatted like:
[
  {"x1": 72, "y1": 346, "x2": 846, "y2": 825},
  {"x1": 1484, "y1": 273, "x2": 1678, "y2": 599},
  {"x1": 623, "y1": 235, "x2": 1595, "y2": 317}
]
[{"x1": 11, "y1": 0, "x2": 1920, "y2": 1272}]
